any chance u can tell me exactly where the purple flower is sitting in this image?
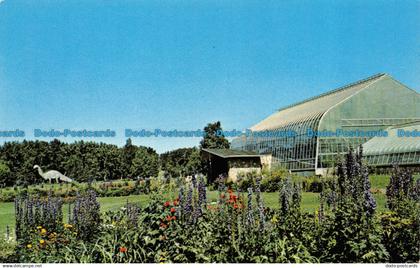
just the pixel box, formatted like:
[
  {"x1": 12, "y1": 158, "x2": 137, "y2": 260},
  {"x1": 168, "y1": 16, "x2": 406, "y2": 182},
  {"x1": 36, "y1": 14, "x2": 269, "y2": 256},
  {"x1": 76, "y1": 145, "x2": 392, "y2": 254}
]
[
  {"x1": 246, "y1": 187, "x2": 254, "y2": 227},
  {"x1": 279, "y1": 178, "x2": 291, "y2": 216},
  {"x1": 255, "y1": 177, "x2": 265, "y2": 231},
  {"x1": 362, "y1": 166, "x2": 376, "y2": 216}
]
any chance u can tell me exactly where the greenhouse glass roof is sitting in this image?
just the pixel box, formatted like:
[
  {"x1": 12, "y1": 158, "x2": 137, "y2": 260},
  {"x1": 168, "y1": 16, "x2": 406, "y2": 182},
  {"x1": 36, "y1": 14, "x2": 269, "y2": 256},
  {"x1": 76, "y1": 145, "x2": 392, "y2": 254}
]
[
  {"x1": 363, "y1": 122, "x2": 420, "y2": 155},
  {"x1": 201, "y1": 148, "x2": 261, "y2": 158},
  {"x1": 251, "y1": 73, "x2": 386, "y2": 131}
]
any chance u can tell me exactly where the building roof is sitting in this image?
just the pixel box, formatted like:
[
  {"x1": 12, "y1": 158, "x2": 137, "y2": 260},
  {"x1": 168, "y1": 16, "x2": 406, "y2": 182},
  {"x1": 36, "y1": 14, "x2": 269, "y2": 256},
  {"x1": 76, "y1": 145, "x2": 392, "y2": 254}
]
[
  {"x1": 251, "y1": 73, "x2": 387, "y2": 131},
  {"x1": 363, "y1": 122, "x2": 420, "y2": 155},
  {"x1": 201, "y1": 148, "x2": 262, "y2": 158}
]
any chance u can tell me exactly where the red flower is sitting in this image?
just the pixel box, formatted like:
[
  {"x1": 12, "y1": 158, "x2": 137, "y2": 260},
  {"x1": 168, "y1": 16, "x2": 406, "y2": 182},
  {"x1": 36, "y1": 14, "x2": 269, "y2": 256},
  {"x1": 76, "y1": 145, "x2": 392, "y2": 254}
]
[
  {"x1": 119, "y1": 246, "x2": 127, "y2": 253},
  {"x1": 173, "y1": 200, "x2": 179, "y2": 206},
  {"x1": 166, "y1": 215, "x2": 172, "y2": 221},
  {"x1": 160, "y1": 223, "x2": 168, "y2": 229},
  {"x1": 171, "y1": 216, "x2": 176, "y2": 221},
  {"x1": 164, "y1": 201, "x2": 170, "y2": 207},
  {"x1": 170, "y1": 207, "x2": 176, "y2": 213},
  {"x1": 234, "y1": 204, "x2": 239, "y2": 209}
]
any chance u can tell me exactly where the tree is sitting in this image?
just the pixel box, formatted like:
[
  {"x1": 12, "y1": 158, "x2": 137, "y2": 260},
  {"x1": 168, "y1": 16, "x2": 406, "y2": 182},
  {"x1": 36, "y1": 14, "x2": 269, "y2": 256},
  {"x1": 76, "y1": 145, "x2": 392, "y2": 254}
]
[
  {"x1": 160, "y1": 147, "x2": 202, "y2": 177},
  {"x1": 121, "y1": 138, "x2": 137, "y2": 179},
  {"x1": 0, "y1": 139, "x2": 158, "y2": 185},
  {"x1": 0, "y1": 160, "x2": 11, "y2": 187},
  {"x1": 199, "y1": 121, "x2": 230, "y2": 149},
  {"x1": 131, "y1": 147, "x2": 159, "y2": 178}
]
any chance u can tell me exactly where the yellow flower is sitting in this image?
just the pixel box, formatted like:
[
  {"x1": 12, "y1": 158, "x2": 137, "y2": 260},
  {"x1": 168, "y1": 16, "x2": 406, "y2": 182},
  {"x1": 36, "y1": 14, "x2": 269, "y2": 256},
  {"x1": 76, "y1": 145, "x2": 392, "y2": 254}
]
[
  {"x1": 49, "y1": 232, "x2": 57, "y2": 240},
  {"x1": 271, "y1": 215, "x2": 278, "y2": 224},
  {"x1": 40, "y1": 228, "x2": 47, "y2": 235},
  {"x1": 64, "y1": 223, "x2": 73, "y2": 229},
  {"x1": 39, "y1": 239, "x2": 45, "y2": 245},
  {"x1": 27, "y1": 244, "x2": 32, "y2": 249},
  {"x1": 37, "y1": 226, "x2": 42, "y2": 230}
]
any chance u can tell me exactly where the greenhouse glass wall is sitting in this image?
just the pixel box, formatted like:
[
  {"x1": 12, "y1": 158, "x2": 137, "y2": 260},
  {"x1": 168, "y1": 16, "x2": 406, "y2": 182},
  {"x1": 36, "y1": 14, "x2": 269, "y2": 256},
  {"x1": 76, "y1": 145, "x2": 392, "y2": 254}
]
[{"x1": 231, "y1": 73, "x2": 420, "y2": 175}]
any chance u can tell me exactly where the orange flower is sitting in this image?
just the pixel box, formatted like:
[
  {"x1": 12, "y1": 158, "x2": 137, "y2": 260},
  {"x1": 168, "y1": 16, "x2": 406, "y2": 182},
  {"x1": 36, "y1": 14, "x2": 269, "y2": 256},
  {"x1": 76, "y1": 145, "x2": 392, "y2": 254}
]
[
  {"x1": 119, "y1": 246, "x2": 127, "y2": 253},
  {"x1": 173, "y1": 200, "x2": 179, "y2": 206},
  {"x1": 160, "y1": 223, "x2": 168, "y2": 229},
  {"x1": 166, "y1": 215, "x2": 172, "y2": 221},
  {"x1": 220, "y1": 193, "x2": 225, "y2": 199},
  {"x1": 234, "y1": 204, "x2": 239, "y2": 209},
  {"x1": 170, "y1": 207, "x2": 176, "y2": 213}
]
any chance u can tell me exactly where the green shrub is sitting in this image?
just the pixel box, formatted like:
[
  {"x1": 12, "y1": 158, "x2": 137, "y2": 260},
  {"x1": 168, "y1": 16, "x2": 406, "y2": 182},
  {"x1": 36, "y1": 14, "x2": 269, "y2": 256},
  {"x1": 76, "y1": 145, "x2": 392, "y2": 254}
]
[
  {"x1": 380, "y1": 207, "x2": 419, "y2": 263},
  {"x1": 0, "y1": 237, "x2": 16, "y2": 263},
  {"x1": 316, "y1": 147, "x2": 389, "y2": 263},
  {"x1": 382, "y1": 167, "x2": 420, "y2": 262},
  {"x1": 301, "y1": 176, "x2": 324, "y2": 192}
]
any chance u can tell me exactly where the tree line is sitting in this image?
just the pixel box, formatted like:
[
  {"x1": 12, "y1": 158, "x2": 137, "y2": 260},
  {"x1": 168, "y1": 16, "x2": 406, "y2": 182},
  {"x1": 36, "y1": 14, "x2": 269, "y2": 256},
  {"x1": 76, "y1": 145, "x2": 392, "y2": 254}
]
[
  {"x1": 0, "y1": 121, "x2": 230, "y2": 187},
  {"x1": 0, "y1": 139, "x2": 159, "y2": 187}
]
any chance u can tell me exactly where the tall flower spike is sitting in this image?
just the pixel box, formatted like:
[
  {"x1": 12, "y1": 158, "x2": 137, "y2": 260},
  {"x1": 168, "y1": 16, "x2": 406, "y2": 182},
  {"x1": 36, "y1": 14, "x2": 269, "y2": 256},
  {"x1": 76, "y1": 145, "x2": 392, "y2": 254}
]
[
  {"x1": 192, "y1": 174, "x2": 197, "y2": 188},
  {"x1": 6, "y1": 225, "x2": 10, "y2": 241},
  {"x1": 247, "y1": 187, "x2": 254, "y2": 227},
  {"x1": 255, "y1": 177, "x2": 265, "y2": 231},
  {"x1": 362, "y1": 166, "x2": 376, "y2": 217},
  {"x1": 279, "y1": 178, "x2": 291, "y2": 217},
  {"x1": 318, "y1": 191, "x2": 325, "y2": 223},
  {"x1": 185, "y1": 185, "x2": 193, "y2": 223},
  {"x1": 198, "y1": 175, "x2": 207, "y2": 207},
  {"x1": 178, "y1": 185, "x2": 184, "y2": 219}
]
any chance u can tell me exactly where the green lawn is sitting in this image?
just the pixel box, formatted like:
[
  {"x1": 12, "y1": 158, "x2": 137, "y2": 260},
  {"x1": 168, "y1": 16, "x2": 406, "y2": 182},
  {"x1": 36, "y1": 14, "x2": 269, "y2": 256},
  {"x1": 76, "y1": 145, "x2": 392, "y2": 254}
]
[
  {"x1": 0, "y1": 190, "x2": 388, "y2": 237},
  {"x1": 370, "y1": 174, "x2": 390, "y2": 190}
]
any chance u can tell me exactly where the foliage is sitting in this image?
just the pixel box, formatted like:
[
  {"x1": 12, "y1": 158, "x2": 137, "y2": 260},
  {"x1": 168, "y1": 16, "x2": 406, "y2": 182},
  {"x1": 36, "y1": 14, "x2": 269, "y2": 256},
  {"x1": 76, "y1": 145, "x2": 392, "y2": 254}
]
[
  {"x1": 10, "y1": 177, "x2": 318, "y2": 263},
  {"x1": 382, "y1": 166, "x2": 420, "y2": 262},
  {"x1": 0, "y1": 139, "x2": 159, "y2": 186},
  {"x1": 0, "y1": 160, "x2": 11, "y2": 187},
  {"x1": 0, "y1": 236, "x2": 16, "y2": 263},
  {"x1": 160, "y1": 147, "x2": 202, "y2": 177},
  {"x1": 4, "y1": 147, "x2": 420, "y2": 263},
  {"x1": 380, "y1": 208, "x2": 419, "y2": 263},
  {"x1": 235, "y1": 168, "x2": 288, "y2": 192},
  {"x1": 301, "y1": 176, "x2": 324, "y2": 193},
  {"x1": 14, "y1": 193, "x2": 63, "y2": 244},
  {"x1": 386, "y1": 166, "x2": 419, "y2": 210},
  {"x1": 315, "y1": 146, "x2": 389, "y2": 263},
  {"x1": 131, "y1": 147, "x2": 159, "y2": 178},
  {"x1": 70, "y1": 190, "x2": 101, "y2": 242},
  {"x1": 0, "y1": 180, "x2": 155, "y2": 202},
  {"x1": 199, "y1": 121, "x2": 230, "y2": 149}
]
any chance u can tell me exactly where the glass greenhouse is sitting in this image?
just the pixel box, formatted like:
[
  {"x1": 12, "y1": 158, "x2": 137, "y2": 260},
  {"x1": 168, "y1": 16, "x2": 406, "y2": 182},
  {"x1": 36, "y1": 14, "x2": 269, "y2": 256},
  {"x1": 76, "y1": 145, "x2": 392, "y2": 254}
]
[
  {"x1": 364, "y1": 122, "x2": 420, "y2": 167},
  {"x1": 231, "y1": 73, "x2": 420, "y2": 175}
]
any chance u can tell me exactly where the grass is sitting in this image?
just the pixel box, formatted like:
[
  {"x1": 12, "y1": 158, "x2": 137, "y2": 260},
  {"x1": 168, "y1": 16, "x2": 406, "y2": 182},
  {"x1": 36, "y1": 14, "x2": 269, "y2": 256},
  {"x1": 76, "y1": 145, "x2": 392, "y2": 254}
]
[{"x1": 370, "y1": 174, "x2": 390, "y2": 190}]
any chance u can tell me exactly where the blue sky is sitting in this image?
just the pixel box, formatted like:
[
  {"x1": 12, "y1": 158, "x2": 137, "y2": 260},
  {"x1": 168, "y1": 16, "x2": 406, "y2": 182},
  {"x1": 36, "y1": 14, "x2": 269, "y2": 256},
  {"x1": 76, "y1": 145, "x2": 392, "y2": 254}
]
[{"x1": 0, "y1": 0, "x2": 419, "y2": 153}]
